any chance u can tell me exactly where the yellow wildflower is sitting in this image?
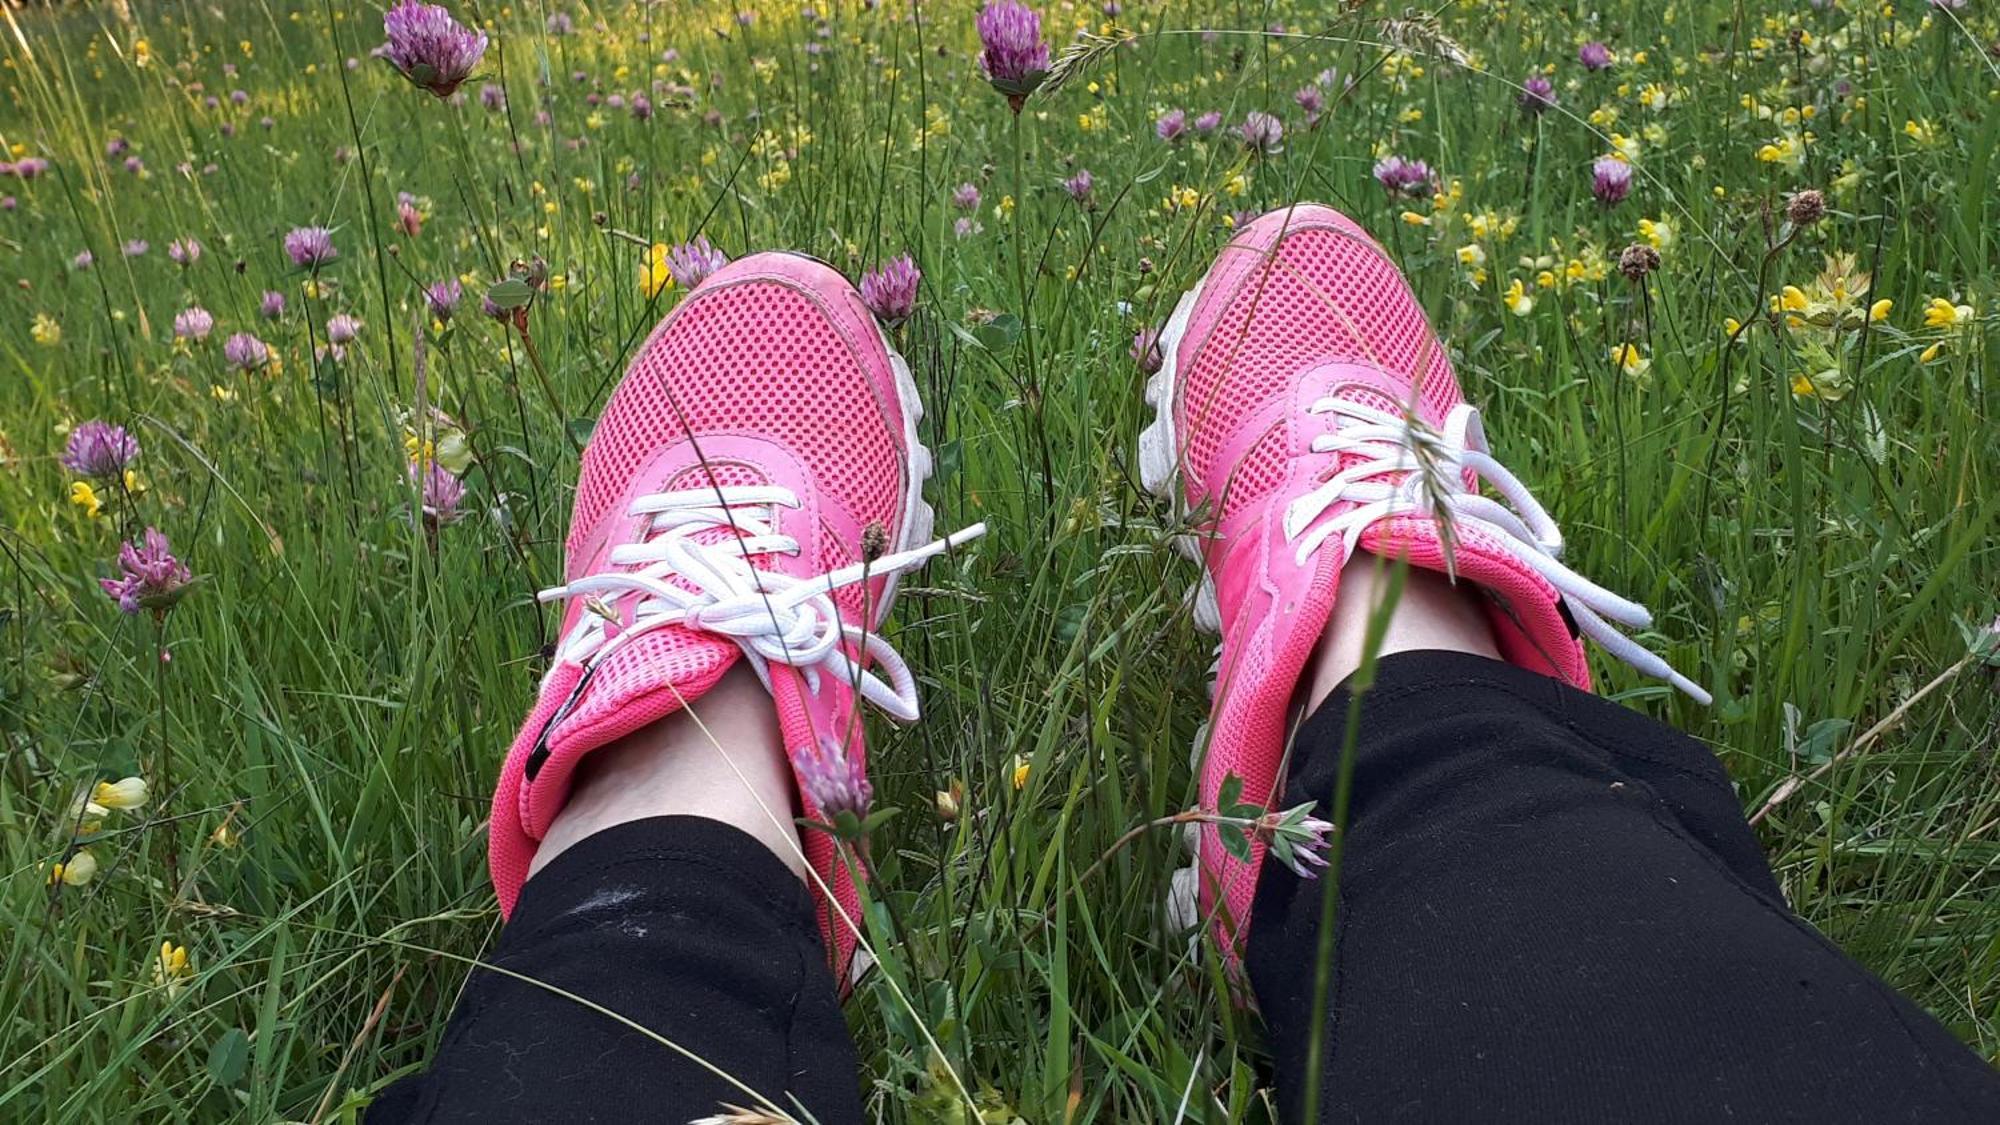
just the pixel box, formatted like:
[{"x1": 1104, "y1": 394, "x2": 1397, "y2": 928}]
[
  {"x1": 152, "y1": 942, "x2": 193, "y2": 993},
  {"x1": 1637, "y1": 217, "x2": 1674, "y2": 251},
  {"x1": 1922, "y1": 296, "x2": 1973, "y2": 329},
  {"x1": 640, "y1": 244, "x2": 673, "y2": 300},
  {"x1": 1609, "y1": 343, "x2": 1651, "y2": 377},
  {"x1": 1503, "y1": 277, "x2": 1534, "y2": 316},
  {"x1": 1869, "y1": 299, "x2": 1893, "y2": 323},
  {"x1": 31, "y1": 313, "x2": 60, "y2": 346},
  {"x1": 48, "y1": 850, "x2": 98, "y2": 887},
  {"x1": 94, "y1": 777, "x2": 149, "y2": 810},
  {"x1": 1010, "y1": 754, "x2": 1031, "y2": 791},
  {"x1": 69, "y1": 481, "x2": 102, "y2": 518}
]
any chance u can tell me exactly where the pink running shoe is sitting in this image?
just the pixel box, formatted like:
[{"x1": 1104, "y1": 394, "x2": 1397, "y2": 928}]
[
  {"x1": 1138, "y1": 203, "x2": 1707, "y2": 964},
  {"x1": 489, "y1": 251, "x2": 982, "y2": 984}
]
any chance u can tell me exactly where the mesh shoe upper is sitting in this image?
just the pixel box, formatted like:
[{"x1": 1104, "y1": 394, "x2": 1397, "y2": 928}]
[
  {"x1": 1144, "y1": 204, "x2": 1706, "y2": 967},
  {"x1": 489, "y1": 252, "x2": 934, "y2": 984}
]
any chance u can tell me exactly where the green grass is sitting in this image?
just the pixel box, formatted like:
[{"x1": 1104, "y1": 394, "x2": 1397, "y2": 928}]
[{"x1": 2, "y1": 1, "x2": 1997, "y2": 1120}]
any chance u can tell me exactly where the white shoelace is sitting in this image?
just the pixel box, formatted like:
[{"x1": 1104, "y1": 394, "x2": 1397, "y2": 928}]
[
  {"x1": 539, "y1": 484, "x2": 985, "y2": 721},
  {"x1": 1282, "y1": 398, "x2": 1711, "y2": 704}
]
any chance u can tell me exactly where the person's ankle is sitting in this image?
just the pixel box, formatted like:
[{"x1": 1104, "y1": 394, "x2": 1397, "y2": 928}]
[
  {"x1": 1301, "y1": 556, "x2": 1500, "y2": 713},
  {"x1": 529, "y1": 664, "x2": 807, "y2": 881}
]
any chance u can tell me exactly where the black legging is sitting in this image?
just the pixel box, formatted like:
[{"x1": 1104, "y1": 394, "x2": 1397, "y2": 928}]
[{"x1": 370, "y1": 651, "x2": 2000, "y2": 1123}]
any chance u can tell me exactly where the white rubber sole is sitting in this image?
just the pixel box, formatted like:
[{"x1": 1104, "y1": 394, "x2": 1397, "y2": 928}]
[{"x1": 1136, "y1": 261, "x2": 1230, "y2": 935}]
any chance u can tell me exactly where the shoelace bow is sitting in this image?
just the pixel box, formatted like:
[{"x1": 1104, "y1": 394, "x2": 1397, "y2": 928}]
[
  {"x1": 540, "y1": 484, "x2": 985, "y2": 722},
  {"x1": 1281, "y1": 398, "x2": 1711, "y2": 704}
]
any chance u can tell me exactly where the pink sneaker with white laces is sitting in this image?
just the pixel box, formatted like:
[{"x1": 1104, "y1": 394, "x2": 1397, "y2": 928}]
[
  {"x1": 1138, "y1": 203, "x2": 1708, "y2": 964},
  {"x1": 489, "y1": 251, "x2": 981, "y2": 984}
]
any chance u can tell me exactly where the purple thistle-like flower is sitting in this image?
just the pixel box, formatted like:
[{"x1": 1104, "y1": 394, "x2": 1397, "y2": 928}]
[
  {"x1": 396, "y1": 192, "x2": 423, "y2": 237},
  {"x1": 860, "y1": 254, "x2": 920, "y2": 325},
  {"x1": 1192, "y1": 110, "x2": 1223, "y2": 133},
  {"x1": 1578, "y1": 41, "x2": 1613, "y2": 71},
  {"x1": 796, "y1": 734, "x2": 874, "y2": 820},
  {"x1": 260, "y1": 290, "x2": 287, "y2": 319},
  {"x1": 426, "y1": 278, "x2": 463, "y2": 320},
  {"x1": 481, "y1": 295, "x2": 508, "y2": 320},
  {"x1": 2, "y1": 196, "x2": 15, "y2": 212},
  {"x1": 167, "y1": 237, "x2": 201, "y2": 267},
  {"x1": 1372, "y1": 155, "x2": 1436, "y2": 199},
  {"x1": 173, "y1": 306, "x2": 215, "y2": 341},
  {"x1": 99, "y1": 527, "x2": 193, "y2": 615},
  {"x1": 954, "y1": 216, "x2": 982, "y2": 239},
  {"x1": 283, "y1": 226, "x2": 337, "y2": 268},
  {"x1": 326, "y1": 313, "x2": 363, "y2": 345},
  {"x1": 73, "y1": 250, "x2": 95, "y2": 271},
  {"x1": 12, "y1": 156, "x2": 49, "y2": 180},
  {"x1": 62, "y1": 421, "x2": 140, "y2": 479},
  {"x1": 666, "y1": 236, "x2": 730, "y2": 289},
  {"x1": 106, "y1": 137, "x2": 130, "y2": 158},
  {"x1": 122, "y1": 239, "x2": 149, "y2": 258},
  {"x1": 1131, "y1": 326, "x2": 1163, "y2": 375},
  {"x1": 411, "y1": 459, "x2": 466, "y2": 523},
  {"x1": 223, "y1": 332, "x2": 271, "y2": 371},
  {"x1": 952, "y1": 181, "x2": 983, "y2": 211},
  {"x1": 1155, "y1": 108, "x2": 1188, "y2": 142},
  {"x1": 479, "y1": 82, "x2": 506, "y2": 111},
  {"x1": 1520, "y1": 73, "x2": 1557, "y2": 114},
  {"x1": 1238, "y1": 110, "x2": 1284, "y2": 155},
  {"x1": 1062, "y1": 168, "x2": 1094, "y2": 205},
  {"x1": 630, "y1": 93, "x2": 653, "y2": 121},
  {"x1": 381, "y1": 0, "x2": 488, "y2": 99},
  {"x1": 1271, "y1": 813, "x2": 1334, "y2": 879},
  {"x1": 975, "y1": 1, "x2": 1050, "y2": 106},
  {"x1": 1294, "y1": 83, "x2": 1326, "y2": 121},
  {"x1": 1591, "y1": 156, "x2": 1633, "y2": 205}
]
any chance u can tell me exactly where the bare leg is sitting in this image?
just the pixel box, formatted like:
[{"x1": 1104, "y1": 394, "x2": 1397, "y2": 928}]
[
  {"x1": 529, "y1": 663, "x2": 806, "y2": 881},
  {"x1": 1301, "y1": 558, "x2": 1500, "y2": 712}
]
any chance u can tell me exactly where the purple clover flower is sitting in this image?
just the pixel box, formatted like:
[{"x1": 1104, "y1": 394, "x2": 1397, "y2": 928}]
[
  {"x1": 260, "y1": 290, "x2": 287, "y2": 320},
  {"x1": 666, "y1": 236, "x2": 730, "y2": 289},
  {"x1": 173, "y1": 306, "x2": 215, "y2": 341},
  {"x1": 283, "y1": 226, "x2": 337, "y2": 268},
  {"x1": 427, "y1": 278, "x2": 463, "y2": 320},
  {"x1": 797, "y1": 734, "x2": 873, "y2": 821},
  {"x1": 860, "y1": 254, "x2": 920, "y2": 325},
  {"x1": 412, "y1": 459, "x2": 466, "y2": 523},
  {"x1": 1193, "y1": 110, "x2": 1223, "y2": 133},
  {"x1": 1062, "y1": 168, "x2": 1094, "y2": 205},
  {"x1": 1372, "y1": 155, "x2": 1436, "y2": 199},
  {"x1": 1294, "y1": 83, "x2": 1326, "y2": 123},
  {"x1": 72, "y1": 250, "x2": 94, "y2": 271},
  {"x1": 952, "y1": 181, "x2": 983, "y2": 211},
  {"x1": 122, "y1": 239, "x2": 149, "y2": 258},
  {"x1": 381, "y1": 0, "x2": 489, "y2": 99},
  {"x1": 62, "y1": 421, "x2": 140, "y2": 479},
  {"x1": 975, "y1": 1, "x2": 1050, "y2": 108},
  {"x1": 167, "y1": 237, "x2": 201, "y2": 267},
  {"x1": 1238, "y1": 111, "x2": 1284, "y2": 155},
  {"x1": 326, "y1": 313, "x2": 363, "y2": 345},
  {"x1": 224, "y1": 332, "x2": 271, "y2": 371},
  {"x1": 396, "y1": 192, "x2": 423, "y2": 237},
  {"x1": 1155, "y1": 108, "x2": 1188, "y2": 143},
  {"x1": 1578, "y1": 41, "x2": 1613, "y2": 71},
  {"x1": 100, "y1": 527, "x2": 194, "y2": 615},
  {"x1": 1520, "y1": 73, "x2": 1557, "y2": 114},
  {"x1": 1591, "y1": 156, "x2": 1633, "y2": 205}
]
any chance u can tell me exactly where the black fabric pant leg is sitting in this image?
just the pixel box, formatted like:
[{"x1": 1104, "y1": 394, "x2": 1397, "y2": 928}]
[
  {"x1": 367, "y1": 816, "x2": 863, "y2": 1124},
  {"x1": 1247, "y1": 650, "x2": 2000, "y2": 1124}
]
